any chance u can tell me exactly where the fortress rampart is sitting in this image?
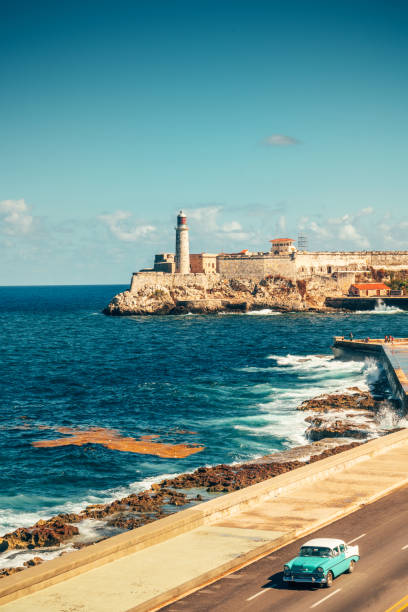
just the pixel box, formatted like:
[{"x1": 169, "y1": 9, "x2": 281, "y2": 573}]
[
  {"x1": 130, "y1": 272, "x2": 214, "y2": 293},
  {"x1": 216, "y1": 250, "x2": 408, "y2": 282}
]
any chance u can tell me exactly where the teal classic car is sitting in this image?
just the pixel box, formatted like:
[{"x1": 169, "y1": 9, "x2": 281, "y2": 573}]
[{"x1": 283, "y1": 538, "x2": 360, "y2": 588}]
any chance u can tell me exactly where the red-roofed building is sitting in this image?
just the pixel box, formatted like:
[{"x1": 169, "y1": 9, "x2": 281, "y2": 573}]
[
  {"x1": 269, "y1": 238, "x2": 296, "y2": 255},
  {"x1": 349, "y1": 283, "x2": 390, "y2": 297}
]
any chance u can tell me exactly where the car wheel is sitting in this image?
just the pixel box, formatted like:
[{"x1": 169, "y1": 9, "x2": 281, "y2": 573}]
[
  {"x1": 346, "y1": 560, "x2": 355, "y2": 574},
  {"x1": 325, "y1": 571, "x2": 334, "y2": 588}
]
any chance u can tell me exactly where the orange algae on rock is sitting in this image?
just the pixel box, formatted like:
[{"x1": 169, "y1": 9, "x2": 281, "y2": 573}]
[{"x1": 32, "y1": 427, "x2": 204, "y2": 458}]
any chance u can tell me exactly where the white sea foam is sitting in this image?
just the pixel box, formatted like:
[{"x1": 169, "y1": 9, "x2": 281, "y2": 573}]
[
  {"x1": 0, "y1": 544, "x2": 77, "y2": 570},
  {"x1": 232, "y1": 354, "x2": 382, "y2": 449},
  {"x1": 354, "y1": 299, "x2": 405, "y2": 315},
  {"x1": 246, "y1": 309, "x2": 281, "y2": 316},
  {"x1": 0, "y1": 473, "x2": 181, "y2": 538},
  {"x1": 376, "y1": 402, "x2": 408, "y2": 430},
  {"x1": 218, "y1": 309, "x2": 281, "y2": 316}
]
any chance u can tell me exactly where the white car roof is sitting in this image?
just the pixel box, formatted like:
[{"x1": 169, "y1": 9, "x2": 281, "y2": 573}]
[{"x1": 302, "y1": 538, "x2": 345, "y2": 549}]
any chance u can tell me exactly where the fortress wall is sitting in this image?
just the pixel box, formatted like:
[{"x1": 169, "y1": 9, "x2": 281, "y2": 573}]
[
  {"x1": 130, "y1": 272, "x2": 215, "y2": 293},
  {"x1": 369, "y1": 252, "x2": 408, "y2": 268},
  {"x1": 295, "y1": 252, "x2": 368, "y2": 274},
  {"x1": 263, "y1": 257, "x2": 297, "y2": 279},
  {"x1": 217, "y1": 256, "x2": 297, "y2": 280},
  {"x1": 217, "y1": 256, "x2": 266, "y2": 279},
  {"x1": 304, "y1": 274, "x2": 346, "y2": 294}
]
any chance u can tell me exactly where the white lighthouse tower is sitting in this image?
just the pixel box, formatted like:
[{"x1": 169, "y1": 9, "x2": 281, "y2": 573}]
[{"x1": 175, "y1": 210, "x2": 190, "y2": 274}]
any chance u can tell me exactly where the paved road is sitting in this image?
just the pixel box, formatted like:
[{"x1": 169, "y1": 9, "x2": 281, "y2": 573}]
[{"x1": 163, "y1": 485, "x2": 408, "y2": 612}]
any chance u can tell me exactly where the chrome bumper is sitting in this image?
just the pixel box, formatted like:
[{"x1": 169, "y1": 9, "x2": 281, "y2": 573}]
[{"x1": 283, "y1": 575, "x2": 326, "y2": 584}]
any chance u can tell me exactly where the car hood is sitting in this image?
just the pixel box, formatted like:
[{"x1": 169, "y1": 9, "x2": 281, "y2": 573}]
[{"x1": 290, "y1": 555, "x2": 331, "y2": 572}]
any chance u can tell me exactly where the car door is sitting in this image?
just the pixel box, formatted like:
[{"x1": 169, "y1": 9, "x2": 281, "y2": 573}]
[
  {"x1": 330, "y1": 546, "x2": 345, "y2": 577},
  {"x1": 338, "y1": 543, "x2": 349, "y2": 573}
]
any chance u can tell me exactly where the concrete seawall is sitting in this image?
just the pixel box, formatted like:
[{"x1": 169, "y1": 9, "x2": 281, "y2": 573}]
[
  {"x1": 332, "y1": 337, "x2": 408, "y2": 411},
  {"x1": 1, "y1": 429, "x2": 408, "y2": 610},
  {"x1": 326, "y1": 296, "x2": 408, "y2": 311}
]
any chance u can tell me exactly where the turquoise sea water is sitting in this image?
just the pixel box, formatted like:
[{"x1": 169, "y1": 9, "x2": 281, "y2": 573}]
[{"x1": 0, "y1": 285, "x2": 407, "y2": 547}]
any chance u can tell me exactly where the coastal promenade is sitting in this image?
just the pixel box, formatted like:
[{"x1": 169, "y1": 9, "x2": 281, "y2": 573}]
[{"x1": 1, "y1": 429, "x2": 408, "y2": 611}]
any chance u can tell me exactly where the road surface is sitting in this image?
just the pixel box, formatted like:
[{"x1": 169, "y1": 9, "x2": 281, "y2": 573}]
[{"x1": 163, "y1": 485, "x2": 408, "y2": 612}]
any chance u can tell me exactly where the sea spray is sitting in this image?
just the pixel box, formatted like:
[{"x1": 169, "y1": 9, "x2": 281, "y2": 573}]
[{"x1": 354, "y1": 298, "x2": 405, "y2": 315}]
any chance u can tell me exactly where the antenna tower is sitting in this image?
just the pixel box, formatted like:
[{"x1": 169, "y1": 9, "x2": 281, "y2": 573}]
[{"x1": 297, "y1": 233, "x2": 308, "y2": 251}]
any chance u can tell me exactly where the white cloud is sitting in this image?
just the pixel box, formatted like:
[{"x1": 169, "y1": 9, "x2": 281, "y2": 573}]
[
  {"x1": 222, "y1": 221, "x2": 242, "y2": 232},
  {"x1": 338, "y1": 223, "x2": 369, "y2": 248},
  {"x1": 277, "y1": 215, "x2": 286, "y2": 232},
  {"x1": 186, "y1": 206, "x2": 253, "y2": 243},
  {"x1": 99, "y1": 211, "x2": 155, "y2": 242},
  {"x1": 188, "y1": 206, "x2": 221, "y2": 232},
  {"x1": 264, "y1": 134, "x2": 300, "y2": 146},
  {"x1": 327, "y1": 211, "x2": 370, "y2": 248},
  {"x1": 309, "y1": 221, "x2": 332, "y2": 238},
  {"x1": 329, "y1": 213, "x2": 350, "y2": 225},
  {"x1": 298, "y1": 216, "x2": 309, "y2": 230},
  {"x1": 0, "y1": 199, "x2": 33, "y2": 235}
]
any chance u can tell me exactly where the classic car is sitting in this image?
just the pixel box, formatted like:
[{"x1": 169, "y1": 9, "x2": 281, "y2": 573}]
[{"x1": 283, "y1": 537, "x2": 360, "y2": 588}]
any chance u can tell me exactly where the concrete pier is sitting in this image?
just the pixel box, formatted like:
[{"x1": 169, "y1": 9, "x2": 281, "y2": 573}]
[{"x1": 332, "y1": 337, "x2": 408, "y2": 411}]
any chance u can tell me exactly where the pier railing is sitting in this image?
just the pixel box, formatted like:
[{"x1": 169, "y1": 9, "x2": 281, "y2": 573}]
[{"x1": 333, "y1": 336, "x2": 408, "y2": 344}]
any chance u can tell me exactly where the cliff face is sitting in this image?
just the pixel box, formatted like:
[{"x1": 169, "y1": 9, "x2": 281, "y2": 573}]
[{"x1": 103, "y1": 275, "x2": 341, "y2": 316}]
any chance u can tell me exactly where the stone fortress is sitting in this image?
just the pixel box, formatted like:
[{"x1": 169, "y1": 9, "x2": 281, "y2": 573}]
[{"x1": 131, "y1": 211, "x2": 408, "y2": 294}]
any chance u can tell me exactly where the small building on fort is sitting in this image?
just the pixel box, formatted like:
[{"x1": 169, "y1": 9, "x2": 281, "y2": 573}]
[
  {"x1": 190, "y1": 253, "x2": 218, "y2": 274},
  {"x1": 153, "y1": 253, "x2": 175, "y2": 273},
  {"x1": 270, "y1": 238, "x2": 296, "y2": 255},
  {"x1": 349, "y1": 283, "x2": 390, "y2": 297}
]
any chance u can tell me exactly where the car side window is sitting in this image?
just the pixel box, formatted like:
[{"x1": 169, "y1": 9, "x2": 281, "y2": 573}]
[
  {"x1": 339, "y1": 544, "x2": 345, "y2": 553},
  {"x1": 332, "y1": 546, "x2": 339, "y2": 556}
]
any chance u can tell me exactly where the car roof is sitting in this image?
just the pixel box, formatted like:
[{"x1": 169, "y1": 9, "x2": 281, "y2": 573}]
[{"x1": 302, "y1": 538, "x2": 345, "y2": 548}]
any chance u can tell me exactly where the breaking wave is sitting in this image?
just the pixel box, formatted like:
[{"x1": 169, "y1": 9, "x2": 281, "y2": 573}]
[
  {"x1": 355, "y1": 299, "x2": 405, "y2": 315},
  {"x1": 0, "y1": 473, "x2": 180, "y2": 540},
  {"x1": 218, "y1": 309, "x2": 281, "y2": 316},
  {"x1": 246, "y1": 309, "x2": 281, "y2": 316},
  {"x1": 234, "y1": 354, "x2": 381, "y2": 449}
]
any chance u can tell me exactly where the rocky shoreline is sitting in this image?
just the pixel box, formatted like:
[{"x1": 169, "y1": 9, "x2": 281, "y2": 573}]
[
  {"x1": 0, "y1": 388, "x2": 403, "y2": 579},
  {"x1": 103, "y1": 276, "x2": 340, "y2": 316}
]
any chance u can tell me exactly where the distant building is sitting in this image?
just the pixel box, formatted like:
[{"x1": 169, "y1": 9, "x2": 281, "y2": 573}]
[
  {"x1": 190, "y1": 253, "x2": 218, "y2": 274},
  {"x1": 270, "y1": 238, "x2": 297, "y2": 255},
  {"x1": 153, "y1": 253, "x2": 175, "y2": 273},
  {"x1": 349, "y1": 283, "x2": 390, "y2": 297}
]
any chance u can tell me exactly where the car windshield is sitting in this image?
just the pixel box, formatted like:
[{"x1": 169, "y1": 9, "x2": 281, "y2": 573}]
[{"x1": 300, "y1": 546, "x2": 332, "y2": 557}]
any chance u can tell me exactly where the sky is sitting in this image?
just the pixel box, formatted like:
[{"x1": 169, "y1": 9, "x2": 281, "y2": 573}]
[{"x1": 0, "y1": 0, "x2": 407, "y2": 284}]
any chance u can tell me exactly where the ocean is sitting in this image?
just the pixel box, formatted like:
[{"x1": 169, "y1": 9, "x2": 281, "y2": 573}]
[{"x1": 0, "y1": 285, "x2": 407, "y2": 551}]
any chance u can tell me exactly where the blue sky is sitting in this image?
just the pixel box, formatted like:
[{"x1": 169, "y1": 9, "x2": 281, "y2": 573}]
[{"x1": 1, "y1": 0, "x2": 407, "y2": 284}]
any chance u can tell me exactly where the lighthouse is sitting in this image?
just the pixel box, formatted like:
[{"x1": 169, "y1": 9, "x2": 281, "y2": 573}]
[{"x1": 175, "y1": 211, "x2": 190, "y2": 274}]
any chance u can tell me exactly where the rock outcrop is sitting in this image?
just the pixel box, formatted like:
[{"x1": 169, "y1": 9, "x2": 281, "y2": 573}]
[
  {"x1": 103, "y1": 275, "x2": 340, "y2": 316},
  {"x1": 0, "y1": 517, "x2": 79, "y2": 552},
  {"x1": 298, "y1": 389, "x2": 393, "y2": 441}
]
